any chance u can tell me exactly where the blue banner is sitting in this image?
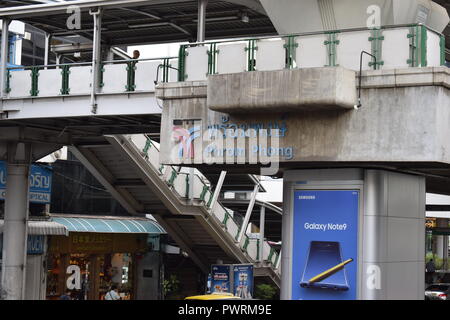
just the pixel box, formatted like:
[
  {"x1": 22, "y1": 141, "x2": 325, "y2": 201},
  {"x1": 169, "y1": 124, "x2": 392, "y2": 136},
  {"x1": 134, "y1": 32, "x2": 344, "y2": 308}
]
[
  {"x1": 211, "y1": 265, "x2": 231, "y2": 294},
  {"x1": 233, "y1": 264, "x2": 254, "y2": 299},
  {"x1": 0, "y1": 161, "x2": 52, "y2": 204},
  {"x1": 292, "y1": 190, "x2": 359, "y2": 300}
]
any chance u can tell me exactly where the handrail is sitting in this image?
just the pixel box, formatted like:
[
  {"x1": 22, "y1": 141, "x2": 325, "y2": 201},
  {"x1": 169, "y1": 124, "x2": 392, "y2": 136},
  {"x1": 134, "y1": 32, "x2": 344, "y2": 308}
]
[
  {"x1": 6, "y1": 56, "x2": 178, "y2": 70},
  {"x1": 7, "y1": 61, "x2": 93, "y2": 70},
  {"x1": 181, "y1": 23, "x2": 443, "y2": 48},
  {"x1": 127, "y1": 135, "x2": 281, "y2": 266},
  {"x1": 102, "y1": 56, "x2": 178, "y2": 65}
]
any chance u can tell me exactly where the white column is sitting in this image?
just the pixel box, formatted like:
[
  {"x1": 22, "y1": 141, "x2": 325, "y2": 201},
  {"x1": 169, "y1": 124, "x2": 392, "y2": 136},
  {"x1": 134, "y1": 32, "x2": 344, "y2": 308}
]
[
  {"x1": 90, "y1": 8, "x2": 103, "y2": 113},
  {"x1": 209, "y1": 171, "x2": 226, "y2": 213},
  {"x1": 237, "y1": 184, "x2": 259, "y2": 243},
  {"x1": 1, "y1": 142, "x2": 31, "y2": 300},
  {"x1": 44, "y1": 33, "x2": 51, "y2": 69}
]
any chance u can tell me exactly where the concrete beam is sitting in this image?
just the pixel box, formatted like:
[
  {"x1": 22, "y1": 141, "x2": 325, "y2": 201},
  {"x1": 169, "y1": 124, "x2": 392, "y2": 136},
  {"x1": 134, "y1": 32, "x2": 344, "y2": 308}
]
[
  {"x1": 0, "y1": 127, "x2": 72, "y2": 146},
  {"x1": 207, "y1": 67, "x2": 357, "y2": 113}
]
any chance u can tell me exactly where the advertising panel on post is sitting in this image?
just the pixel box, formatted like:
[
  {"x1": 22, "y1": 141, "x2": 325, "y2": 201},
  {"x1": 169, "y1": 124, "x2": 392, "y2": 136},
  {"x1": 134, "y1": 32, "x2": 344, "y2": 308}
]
[
  {"x1": 292, "y1": 190, "x2": 359, "y2": 300},
  {"x1": 0, "y1": 161, "x2": 52, "y2": 204},
  {"x1": 211, "y1": 264, "x2": 231, "y2": 293},
  {"x1": 233, "y1": 264, "x2": 254, "y2": 299}
]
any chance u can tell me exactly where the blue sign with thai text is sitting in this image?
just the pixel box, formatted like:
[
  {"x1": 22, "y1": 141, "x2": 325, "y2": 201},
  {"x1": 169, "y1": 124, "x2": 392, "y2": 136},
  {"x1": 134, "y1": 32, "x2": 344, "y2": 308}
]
[
  {"x1": 292, "y1": 190, "x2": 359, "y2": 300},
  {"x1": 0, "y1": 161, "x2": 52, "y2": 204},
  {"x1": 211, "y1": 264, "x2": 231, "y2": 293}
]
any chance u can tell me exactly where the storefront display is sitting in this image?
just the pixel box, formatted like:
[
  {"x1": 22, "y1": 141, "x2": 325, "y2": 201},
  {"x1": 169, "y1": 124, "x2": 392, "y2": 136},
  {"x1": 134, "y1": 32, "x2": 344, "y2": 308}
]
[{"x1": 46, "y1": 232, "x2": 148, "y2": 300}]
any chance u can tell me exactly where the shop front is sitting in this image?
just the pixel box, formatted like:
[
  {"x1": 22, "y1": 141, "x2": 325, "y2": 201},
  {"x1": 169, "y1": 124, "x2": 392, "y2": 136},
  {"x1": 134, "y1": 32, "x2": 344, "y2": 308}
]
[
  {"x1": 0, "y1": 219, "x2": 68, "y2": 300},
  {"x1": 47, "y1": 215, "x2": 166, "y2": 300}
]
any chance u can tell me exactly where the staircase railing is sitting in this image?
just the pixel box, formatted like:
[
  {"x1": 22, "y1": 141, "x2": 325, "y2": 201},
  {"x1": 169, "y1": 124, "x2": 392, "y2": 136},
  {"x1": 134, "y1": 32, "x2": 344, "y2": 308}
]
[{"x1": 129, "y1": 134, "x2": 280, "y2": 273}]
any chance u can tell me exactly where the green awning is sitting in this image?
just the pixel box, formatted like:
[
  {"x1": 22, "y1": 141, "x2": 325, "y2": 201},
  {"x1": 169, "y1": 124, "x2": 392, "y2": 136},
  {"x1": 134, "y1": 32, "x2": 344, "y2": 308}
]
[{"x1": 51, "y1": 217, "x2": 165, "y2": 234}]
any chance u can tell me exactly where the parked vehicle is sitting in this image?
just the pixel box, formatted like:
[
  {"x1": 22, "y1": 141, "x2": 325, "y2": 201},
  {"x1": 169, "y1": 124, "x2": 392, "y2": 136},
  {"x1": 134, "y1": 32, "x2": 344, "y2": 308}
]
[
  {"x1": 425, "y1": 284, "x2": 450, "y2": 300},
  {"x1": 185, "y1": 292, "x2": 241, "y2": 300}
]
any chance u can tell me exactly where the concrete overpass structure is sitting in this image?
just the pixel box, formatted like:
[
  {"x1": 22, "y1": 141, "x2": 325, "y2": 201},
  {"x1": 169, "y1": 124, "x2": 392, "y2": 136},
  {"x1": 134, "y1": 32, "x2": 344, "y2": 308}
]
[{"x1": 0, "y1": 0, "x2": 448, "y2": 300}]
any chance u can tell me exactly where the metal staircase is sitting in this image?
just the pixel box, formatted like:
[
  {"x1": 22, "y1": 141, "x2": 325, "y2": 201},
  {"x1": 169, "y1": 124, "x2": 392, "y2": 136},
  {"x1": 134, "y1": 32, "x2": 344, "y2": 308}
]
[{"x1": 70, "y1": 134, "x2": 281, "y2": 287}]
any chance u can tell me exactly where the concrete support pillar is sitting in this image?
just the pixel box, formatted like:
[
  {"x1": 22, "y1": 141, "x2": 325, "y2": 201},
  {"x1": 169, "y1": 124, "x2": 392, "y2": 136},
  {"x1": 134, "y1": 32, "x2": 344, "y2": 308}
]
[
  {"x1": 197, "y1": 0, "x2": 208, "y2": 43},
  {"x1": 0, "y1": 19, "x2": 10, "y2": 99},
  {"x1": 1, "y1": 142, "x2": 32, "y2": 300}
]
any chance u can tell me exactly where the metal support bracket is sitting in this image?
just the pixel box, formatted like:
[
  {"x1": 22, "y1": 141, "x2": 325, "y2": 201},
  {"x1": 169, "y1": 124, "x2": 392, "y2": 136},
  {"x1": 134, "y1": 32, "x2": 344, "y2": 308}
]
[
  {"x1": 207, "y1": 43, "x2": 219, "y2": 75},
  {"x1": 178, "y1": 45, "x2": 187, "y2": 81},
  {"x1": 60, "y1": 65, "x2": 71, "y2": 95},
  {"x1": 30, "y1": 67, "x2": 40, "y2": 97},
  {"x1": 369, "y1": 29, "x2": 385, "y2": 69},
  {"x1": 324, "y1": 31, "x2": 340, "y2": 67},
  {"x1": 126, "y1": 61, "x2": 137, "y2": 92},
  {"x1": 284, "y1": 36, "x2": 298, "y2": 69},
  {"x1": 246, "y1": 40, "x2": 258, "y2": 71},
  {"x1": 407, "y1": 26, "x2": 419, "y2": 67}
]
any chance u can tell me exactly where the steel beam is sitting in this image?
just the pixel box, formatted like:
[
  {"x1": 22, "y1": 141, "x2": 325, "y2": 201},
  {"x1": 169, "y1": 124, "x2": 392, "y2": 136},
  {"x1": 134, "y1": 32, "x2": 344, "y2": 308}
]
[{"x1": 0, "y1": 0, "x2": 191, "y2": 18}]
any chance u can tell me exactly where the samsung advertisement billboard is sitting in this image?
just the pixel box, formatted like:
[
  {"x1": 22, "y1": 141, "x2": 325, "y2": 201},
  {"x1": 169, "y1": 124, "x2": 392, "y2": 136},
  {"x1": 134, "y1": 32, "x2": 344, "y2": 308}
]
[
  {"x1": 0, "y1": 161, "x2": 52, "y2": 204},
  {"x1": 292, "y1": 190, "x2": 359, "y2": 300}
]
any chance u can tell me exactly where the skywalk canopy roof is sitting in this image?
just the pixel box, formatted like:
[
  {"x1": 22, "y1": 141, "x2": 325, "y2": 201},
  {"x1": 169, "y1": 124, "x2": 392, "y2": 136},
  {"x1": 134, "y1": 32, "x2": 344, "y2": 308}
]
[{"x1": 0, "y1": 0, "x2": 276, "y2": 45}]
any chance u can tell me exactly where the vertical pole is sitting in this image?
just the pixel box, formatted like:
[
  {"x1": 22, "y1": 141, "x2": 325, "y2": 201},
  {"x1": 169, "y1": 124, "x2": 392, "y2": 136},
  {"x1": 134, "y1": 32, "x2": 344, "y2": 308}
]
[
  {"x1": 197, "y1": 0, "x2": 208, "y2": 43},
  {"x1": 106, "y1": 47, "x2": 114, "y2": 62},
  {"x1": 259, "y1": 205, "x2": 265, "y2": 263},
  {"x1": 55, "y1": 54, "x2": 61, "y2": 66},
  {"x1": 237, "y1": 184, "x2": 259, "y2": 243},
  {"x1": 0, "y1": 19, "x2": 11, "y2": 99},
  {"x1": 189, "y1": 168, "x2": 195, "y2": 201},
  {"x1": 90, "y1": 8, "x2": 102, "y2": 114},
  {"x1": 1, "y1": 142, "x2": 32, "y2": 300},
  {"x1": 44, "y1": 33, "x2": 51, "y2": 69}
]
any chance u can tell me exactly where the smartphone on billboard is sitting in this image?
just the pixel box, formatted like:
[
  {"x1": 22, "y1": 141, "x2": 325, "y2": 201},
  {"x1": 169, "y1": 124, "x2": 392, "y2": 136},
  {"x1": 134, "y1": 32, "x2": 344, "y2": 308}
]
[{"x1": 300, "y1": 241, "x2": 350, "y2": 291}]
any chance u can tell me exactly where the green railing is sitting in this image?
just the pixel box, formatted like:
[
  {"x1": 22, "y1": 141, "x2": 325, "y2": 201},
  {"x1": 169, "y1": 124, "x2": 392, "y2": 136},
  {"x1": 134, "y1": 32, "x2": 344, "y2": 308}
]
[
  {"x1": 177, "y1": 24, "x2": 446, "y2": 81},
  {"x1": 6, "y1": 56, "x2": 177, "y2": 99}
]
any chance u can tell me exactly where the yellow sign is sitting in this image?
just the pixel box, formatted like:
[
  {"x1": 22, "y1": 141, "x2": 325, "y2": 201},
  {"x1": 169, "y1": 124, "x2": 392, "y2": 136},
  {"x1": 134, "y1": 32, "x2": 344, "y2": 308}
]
[
  {"x1": 426, "y1": 218, "x2": 436, "y2": 229},
  {"x1": 49, "y1": 232, "x2": 148, "y2": 254}
]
